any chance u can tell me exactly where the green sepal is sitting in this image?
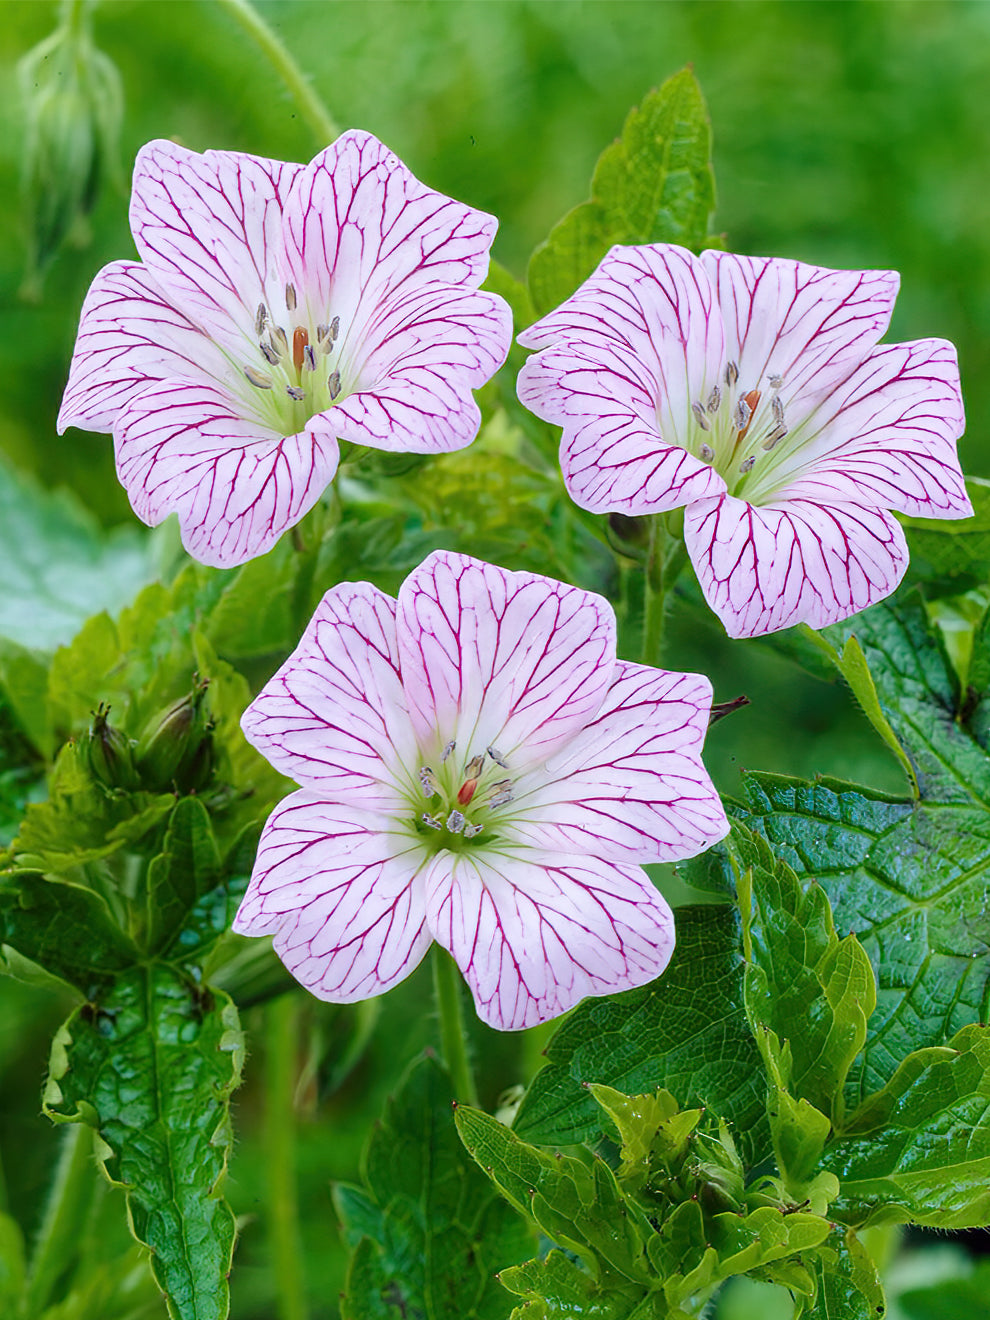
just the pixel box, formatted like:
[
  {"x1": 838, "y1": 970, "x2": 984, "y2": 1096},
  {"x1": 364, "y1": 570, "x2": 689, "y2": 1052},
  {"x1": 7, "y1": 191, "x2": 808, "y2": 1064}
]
[{"x1": 42, "y1": 965, "x2": 243, "y2": 1320}]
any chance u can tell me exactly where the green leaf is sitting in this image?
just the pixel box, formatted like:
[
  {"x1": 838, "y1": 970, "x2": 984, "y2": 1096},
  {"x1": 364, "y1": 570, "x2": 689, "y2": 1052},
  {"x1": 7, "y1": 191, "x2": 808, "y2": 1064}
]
[
  {"x1": 497, "y1": 1251, "x2": 641, "y2": 1319},
  {"x1": 43, "y1": 965, "x2": 243, "y2": 1320},
  {"x1": 334, "y1": 1054, "x2": 534, "y2": 1320},
  {"x1": 731, "y1": 822, "x2": 875, "y2": 1123},
  {"x1": 528, "y1": 69, "x2": 716, "y2": 315},
  {"x1": 899, "y1": 1258, "x2": 990, "y2": 1320},
  {"x1": 810, "y1": 1228, "x2": 884, "y2": 1320},
  {"x1": 740, "y1": 597, "x2": 990, "y2": 1106},
  {"x1": 0, "y1": 1212, "x2": 25, "y2": 1310},
  {"x1": 823, "y1": 1023, "x2": 990, "y2": 1228},
  {"x1": 145, "y1": 797, "x2": 221, "y2": 958},
  {"x1": 0, "y1": 638, "x2": 53, "y2": 758},
  {"x1": 902, "y1": 476, "x2": 990, "y2": 590},
  {"x1": 0, "y1": 870, "x2": 137, "y2": 992},
  {"x1": 512, "y1": 905, "x2": 767, "y2": 1163},
  {"x1": 0, "y1": 454, "x2": 154, "y2": 653}
]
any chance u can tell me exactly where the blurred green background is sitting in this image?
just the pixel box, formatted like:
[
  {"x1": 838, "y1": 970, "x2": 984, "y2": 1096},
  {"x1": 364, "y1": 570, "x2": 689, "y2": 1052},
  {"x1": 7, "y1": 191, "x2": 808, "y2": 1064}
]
[{"x1": 2, "y1": 3, "x2": 989, "y2": 1316}]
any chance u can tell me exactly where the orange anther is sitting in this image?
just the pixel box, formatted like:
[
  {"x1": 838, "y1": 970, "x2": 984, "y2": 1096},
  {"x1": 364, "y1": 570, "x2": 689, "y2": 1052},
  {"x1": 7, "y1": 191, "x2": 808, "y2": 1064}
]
[{"x1": 292, "y1": 326, "x2": 309, "y2": 372}]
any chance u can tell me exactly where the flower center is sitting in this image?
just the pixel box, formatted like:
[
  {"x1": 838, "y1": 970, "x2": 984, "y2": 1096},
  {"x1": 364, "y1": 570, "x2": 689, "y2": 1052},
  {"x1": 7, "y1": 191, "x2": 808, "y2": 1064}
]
[
  {"x1": 412, "y1": 741, "x2": 514, "y2": 852},
  {"x1": 685, "y1": 360, "x2": 803, "y2": 503},
  {"x1": 240, "y1": 282, "x2": 346, "y2": 431}
]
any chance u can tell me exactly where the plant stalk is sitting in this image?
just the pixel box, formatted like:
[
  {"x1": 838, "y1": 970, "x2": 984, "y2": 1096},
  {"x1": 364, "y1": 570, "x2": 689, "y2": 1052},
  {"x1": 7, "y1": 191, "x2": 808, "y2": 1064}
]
[
  {"x1": 214, "y1": 0, "x2": 341, "y2": 146},
  {"x1": 22, "y1": 1123, "x2": 94, "y2": 1318},
  {"x1": 432, "y1": 945, "x2": 479, "y2": 1107},
  {"x1": 264, "y1": 994, "x2": 308, "y2": 1320}
]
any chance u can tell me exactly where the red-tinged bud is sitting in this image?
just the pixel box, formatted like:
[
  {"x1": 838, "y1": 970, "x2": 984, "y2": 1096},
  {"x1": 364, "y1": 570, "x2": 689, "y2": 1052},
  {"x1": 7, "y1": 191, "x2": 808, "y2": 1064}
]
[{"x1": 83, "y1": 701, "x2": 139, "y2": 791}]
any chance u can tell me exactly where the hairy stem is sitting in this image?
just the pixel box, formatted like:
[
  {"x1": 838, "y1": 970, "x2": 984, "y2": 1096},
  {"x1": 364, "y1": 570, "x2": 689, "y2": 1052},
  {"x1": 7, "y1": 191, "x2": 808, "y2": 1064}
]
[
  {"x1": 22, "y1": 1124, "x2": 94, "y2": 1318},
  {"x1": 265, "y1": 994, "x2": 309, "y2": 1320},
  {"x1": 432, "y1": 945, "x2": 479, "y2": 1107},
  {"x1": 214, "y1": 0, "x2": 341, "y2": 146},
  {"x1": 641, "y1": 516, "x2": 688, "y2": 666}
]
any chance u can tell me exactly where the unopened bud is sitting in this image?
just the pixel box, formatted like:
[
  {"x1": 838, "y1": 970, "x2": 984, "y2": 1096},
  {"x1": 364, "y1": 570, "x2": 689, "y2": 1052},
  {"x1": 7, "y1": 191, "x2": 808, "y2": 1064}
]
[
  {"x1": 18, "y1": 0, "x2": 124, "y2": 296},
  {"x1": 83, "y1": 701, "x2": 138, "y2": 790},
  {"x1": 135, "y1": 678, "x2": 213, "y2": 792}
]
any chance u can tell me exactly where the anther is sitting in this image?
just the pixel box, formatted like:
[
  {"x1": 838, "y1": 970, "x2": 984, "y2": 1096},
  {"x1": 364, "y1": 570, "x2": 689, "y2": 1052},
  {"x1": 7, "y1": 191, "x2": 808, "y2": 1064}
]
[
  {"x1": 244, "y1": 366, "x2": 273, "y2": 389},
  {"x1": 465, "y1": 754, "x2": 485, "y2": 779},
  {"x1": 328, "y1": 370, "x2": 342, "y2": 401},
  {"x1": 700, "y1": 442, "x2": 715, "y2": 463},
  {"x1": 464, "y1": 822, "x2": 483, "y2": 839},
  {"x1": 329, "y1": 315, "x2": 340, "y2": 342},
  {"x1": 419, "y1": 766, "x2": 438, "y2": 796},
  {"x1": 285, "y1": 282, "x2": 297, "y2": 312},
  {"x1": 489, "y1": 780, "x2": 513, "y2": 808},
  {"x1": 255, "y1": 303, "x2": 268, "y2": 336},
  {"x1": 422, "y1": 813, "x2": 442, "y2": 830},
  {"x1": 260, "y1": 342, "x2": 281, "y2": 366},
  {"x1": 733, "y1": 398, "x2": 752, "y2": 431},
  {"x1": 768, "y1": 373, "x2": 783, "y2": 390},
  {"x1": 303, "y1": 344, "x2": 317, "y2": 372},
  {"x1": 691, "y1": 401, "x2": 712, "y2": 432},
  {"x1": 270, "y1": 326, "x2": 289, "y2": 356},
  {"x1": 457, "y1": 777, "x2": 479, "y2": 806},
  {"x1": 762, "y1": 425, "x2": 788, "y2": 451},
  {"x1": 486, "y1": 746, "x2": 508, "y2": 768},
  {"x1": 446, "y1": 810, "x2": 466, "y2": 834},
  {"x1": 739, "y1": 455, "x2": 756, "y2": 474},
  {"x1": 441, "y1": 740, "x2": 456, "y2": 762},
  {"x1": 292, "y1": 326, "x2": 310, "y2": 373},
  {"x1": 286, "y1": 385, "x2": 306, "y2": 401},
  {"x1": 771, "y1": 394, "x2": 785, "y2": 425},
  {"x1": 725, "y1": 361, "x2": 739, "y2": 387},
  {"x1": 317, "y1": 323, "x2": 331, "y2": 344},
  {"x1": 707, "y1": 386, "x2": 721, "y2": 414}
]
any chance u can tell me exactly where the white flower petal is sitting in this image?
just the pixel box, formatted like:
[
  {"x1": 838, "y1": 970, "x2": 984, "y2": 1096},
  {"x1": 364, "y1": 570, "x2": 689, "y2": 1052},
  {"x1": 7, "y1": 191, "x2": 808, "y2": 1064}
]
[
  {"x1": 57, "y1": 261, "x2": 233, "y2": 433},
  {"x1": 130, "y1": 139, "x2": 301, "y2": 356},
  {"x1": 241, "y1": 581, "x2": 419, "y2": 805},
  {"x1": 234, "y1": 791, "x2": 431, "y2": 1002},
  {"x1": 515, "y1": 661, "x2": 728, "y2": 863},
  {"x1": 331, "y1": 282, "x2": 511, "y2": 453},
  {"x1": 767, "y1": 339, "x2": 971, "y2": 517},
  {"x1": 114, "y1": 379, "x2": 338, "y2": 568},
  {"x1": 700, "y1": 250, "x2": 899, "y2": 412},
  {"x1": 281, "y1": 129, "x2": 498, "y2": 327},
  {"x1": 520, "y1": 244, "x2": 726, "y2": 451},
  {"x1": 424, "y1": 849, "x2": 676, "y2": 1031},
  {"x1": 685, "y1": 494, "x2": 909, "y2": 638},
  {"x1": 520, "y1": 339, "x2": 725, "y2": 514},
  {"x1": 396, "y1": 551, "x2": 615, "y2": 766}
]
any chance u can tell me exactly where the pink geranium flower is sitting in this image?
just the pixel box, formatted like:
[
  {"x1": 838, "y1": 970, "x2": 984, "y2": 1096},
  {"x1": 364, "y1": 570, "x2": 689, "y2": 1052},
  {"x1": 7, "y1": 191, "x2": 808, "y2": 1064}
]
[
  {"x1": 232, "y1": 551, "x2": 728, "y2": 1031},
  {"x1": 58, "y1": 132, "x2": 511, "y2": 567},
  {"x1": 516, "y1": 244, "x2": 971, "y2": 637}
]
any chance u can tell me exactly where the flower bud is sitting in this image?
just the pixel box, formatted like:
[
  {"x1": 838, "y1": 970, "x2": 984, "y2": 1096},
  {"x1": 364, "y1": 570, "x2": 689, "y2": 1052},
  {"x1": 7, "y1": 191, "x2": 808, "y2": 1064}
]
[
  {"x1": 83, "y1": 701, "x2": 138, "y2": 791},
  {"x1": 135, "y1": 679, "x2": 215, "y2": 793},
  {"x1": 18, "y1": 0, "x2": 123, "y2": 295}
]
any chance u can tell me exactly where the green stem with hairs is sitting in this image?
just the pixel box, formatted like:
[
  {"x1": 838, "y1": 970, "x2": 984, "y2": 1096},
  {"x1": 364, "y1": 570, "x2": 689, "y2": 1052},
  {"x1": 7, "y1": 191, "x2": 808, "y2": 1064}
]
[
  {"x1": 432, "y1": 945, "x2": 479, "y2": 1107},
  {"x1": 21, "y1": 1124, "x2": 94, "y2": 1318},
  {"x1": 641, "y1": 516, "x2": 687, "y2": 666},
  {"x1": 264, "y1": 994, "x2": 308, "y2": 1320},
  {"x1": 214, "y1": 0, "x2": 341, "y2": 145}
]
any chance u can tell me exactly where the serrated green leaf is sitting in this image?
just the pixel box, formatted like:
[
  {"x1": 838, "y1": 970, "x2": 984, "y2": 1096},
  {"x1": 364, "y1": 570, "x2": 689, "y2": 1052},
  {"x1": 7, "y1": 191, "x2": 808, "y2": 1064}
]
[
  {"x1": 43, "y1": 965, "x2": 243, "y2": 1320},
  {"x1": 498, "y1": 1250, "x2": 642, "y2": 1319},
  {"x1": 0, "y1": 454, "x2": 154, "y2": 653},
  {"x1": 145, "y1": 797, "x2": 221, "y2": 958},
  {"x1": 528, "y1": 69, "x2": 716, "y2": 314},
  {"x1": 335, "y1": 1054, "x2": 533, "y2": 1320},
  {"x1": 10, "y1": 741, "x2": 175, "y2": 872},
  {"x1": 811, "y1": 1228, "x2": 885, "y2": 1320},
  {"x1": 0, "y1": 870, "x2": 137, "y2": 992},
  {"x1": 512, "y1": 906, "x2": 767, "y2": 1163},
  {"x1": 823, "y1": 1023, "x2": 990, "y2": 1228},
  {"x1": 731, "y1": 822, "x2": 875, "y2": 1124},
  {"x1": 741, "y1": 600, "x2": 990, "y2": 1108}
]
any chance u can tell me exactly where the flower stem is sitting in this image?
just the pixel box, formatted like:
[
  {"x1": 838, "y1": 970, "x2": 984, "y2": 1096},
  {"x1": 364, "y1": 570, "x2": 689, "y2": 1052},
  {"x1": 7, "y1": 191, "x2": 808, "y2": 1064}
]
[
  {"x1": 432, "y1": 946, "x2": 479, "y2": 1107},
  {"x1": 22, "y1": 1124, "x2": 93, "y2": 1318},
  {"x1": 213, "y1": 0, "x2": 341, "y2": 146},
  {"x1": 641, "y1": 515, "x2": 689, "y2": 666},
  {"x1": 264, "y1": 994, "x2": 308, "y2": 1320}
]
